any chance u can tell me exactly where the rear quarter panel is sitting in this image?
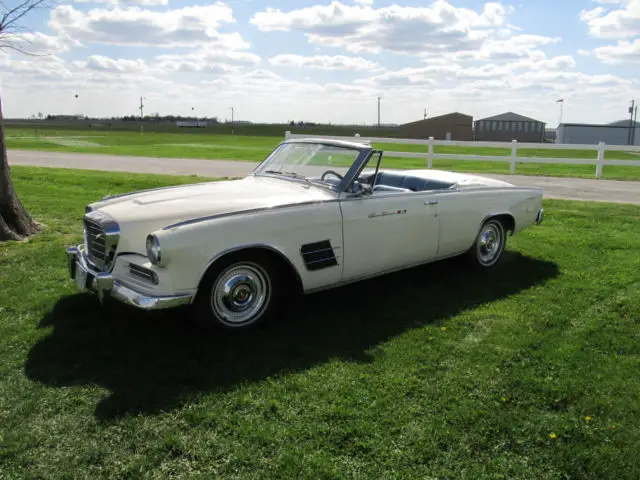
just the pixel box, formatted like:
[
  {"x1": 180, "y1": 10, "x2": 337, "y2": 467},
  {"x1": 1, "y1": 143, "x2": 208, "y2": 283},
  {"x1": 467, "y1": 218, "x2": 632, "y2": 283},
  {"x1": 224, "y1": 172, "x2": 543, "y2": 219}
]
[{"x1": 435, "y1": 187, "x2": 543, "y2": 257}]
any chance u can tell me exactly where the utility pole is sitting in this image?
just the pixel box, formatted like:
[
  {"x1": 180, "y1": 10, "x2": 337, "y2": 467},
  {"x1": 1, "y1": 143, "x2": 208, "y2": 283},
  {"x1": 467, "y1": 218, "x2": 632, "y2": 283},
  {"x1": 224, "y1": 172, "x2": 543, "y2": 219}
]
[
  {"x1": 628, "y1": 99, "x2": 636, "y2": 145},
  {"x1": 230, "y1": 106, "x2": 234, "y2": 134},
  {"x1": 139, "y1": 96, "x2": 145, "y2": 135},
  {"x1": 631, "y1": 102, "x2": 638, "y2": 145},
  {"x1": 377, "y1": 97, "x2": 380, "y2": 128},
  {"x1": 424, "y1": 108, "x2": 427, "y2": 119}
]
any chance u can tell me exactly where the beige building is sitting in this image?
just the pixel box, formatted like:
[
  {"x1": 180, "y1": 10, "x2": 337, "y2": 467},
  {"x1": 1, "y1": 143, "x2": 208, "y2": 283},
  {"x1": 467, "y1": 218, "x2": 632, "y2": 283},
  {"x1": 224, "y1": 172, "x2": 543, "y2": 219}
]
[{"x1": 398, "y1": 112, "x2": 473, "y2": 140}]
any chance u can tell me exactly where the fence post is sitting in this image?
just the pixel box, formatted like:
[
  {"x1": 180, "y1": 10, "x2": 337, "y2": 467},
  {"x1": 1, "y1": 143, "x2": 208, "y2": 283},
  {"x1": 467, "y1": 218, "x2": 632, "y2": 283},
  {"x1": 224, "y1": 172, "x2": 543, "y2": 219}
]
[
  {"x1": 596, "y1": 141, "x2": 604, "y2": 178},
  {"x1": 427, "y1": 136, "x2": 434, "y2": 169},
  {"x1": 510, "y1": 139, "x2": 517, "y2": 174},
  {"x1": 284, "y1": 130, "x2": 290, "y2": 139}
]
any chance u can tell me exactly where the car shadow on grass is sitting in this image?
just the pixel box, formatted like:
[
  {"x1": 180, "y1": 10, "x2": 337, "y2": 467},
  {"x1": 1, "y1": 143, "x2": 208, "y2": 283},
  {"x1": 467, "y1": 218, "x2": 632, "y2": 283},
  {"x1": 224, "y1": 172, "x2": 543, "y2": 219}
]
[{"x1": 25, "y1": 251, "x2": 559, "y2": 421}]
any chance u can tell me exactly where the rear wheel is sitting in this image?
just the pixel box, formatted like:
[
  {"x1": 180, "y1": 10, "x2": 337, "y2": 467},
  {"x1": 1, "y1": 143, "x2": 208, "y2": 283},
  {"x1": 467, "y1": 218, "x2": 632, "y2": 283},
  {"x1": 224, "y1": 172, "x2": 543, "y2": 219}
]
[
  {"x1": 466, "y1": 218, "x2": 506, "y2": 268},
  {"x1": 194, "y1": 252, "x2": 283, "y2": 331}
]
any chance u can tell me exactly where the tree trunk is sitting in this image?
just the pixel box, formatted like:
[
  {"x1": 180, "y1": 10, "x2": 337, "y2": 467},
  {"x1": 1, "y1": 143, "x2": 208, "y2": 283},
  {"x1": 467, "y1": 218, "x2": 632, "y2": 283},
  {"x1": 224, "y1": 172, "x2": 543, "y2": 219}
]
[{"x1": 0, "y1": 92, "x2": 40, "y2": 242}]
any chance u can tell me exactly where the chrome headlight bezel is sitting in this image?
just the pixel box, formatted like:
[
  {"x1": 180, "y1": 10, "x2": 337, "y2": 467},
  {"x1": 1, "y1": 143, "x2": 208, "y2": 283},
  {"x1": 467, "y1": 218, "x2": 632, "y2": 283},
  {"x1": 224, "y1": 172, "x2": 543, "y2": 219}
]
[{"x1": 146, "y1": 234, "x2": 162, "y2": 265}]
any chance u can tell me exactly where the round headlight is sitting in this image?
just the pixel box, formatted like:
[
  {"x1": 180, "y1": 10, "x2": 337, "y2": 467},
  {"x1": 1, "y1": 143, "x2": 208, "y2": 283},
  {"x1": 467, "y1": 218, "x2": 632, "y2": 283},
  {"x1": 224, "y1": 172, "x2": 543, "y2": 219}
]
[{"x1": 146, "y1": 234, "x2": 162, "y2": 265}]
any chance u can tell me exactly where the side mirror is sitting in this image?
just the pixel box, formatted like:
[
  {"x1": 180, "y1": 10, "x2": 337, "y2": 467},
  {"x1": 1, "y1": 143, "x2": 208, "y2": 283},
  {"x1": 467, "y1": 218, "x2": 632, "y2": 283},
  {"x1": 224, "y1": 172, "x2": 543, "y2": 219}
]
[{"x1": 352, "y1": 182, "x2": 373, "y2": 197}]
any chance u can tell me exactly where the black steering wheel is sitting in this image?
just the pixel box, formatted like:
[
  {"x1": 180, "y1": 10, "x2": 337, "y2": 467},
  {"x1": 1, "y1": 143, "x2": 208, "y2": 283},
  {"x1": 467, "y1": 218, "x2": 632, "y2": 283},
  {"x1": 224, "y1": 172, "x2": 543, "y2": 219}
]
[{"x1": 321, "y1": 170, "x2": 344, "y2": 182}]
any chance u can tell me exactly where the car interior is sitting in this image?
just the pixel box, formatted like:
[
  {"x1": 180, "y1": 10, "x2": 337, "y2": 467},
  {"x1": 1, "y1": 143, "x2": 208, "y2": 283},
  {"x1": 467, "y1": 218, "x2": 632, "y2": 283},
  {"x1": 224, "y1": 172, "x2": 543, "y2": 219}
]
[{"x1": 359, "y1": 170, "x2": 457, "y2": 193}]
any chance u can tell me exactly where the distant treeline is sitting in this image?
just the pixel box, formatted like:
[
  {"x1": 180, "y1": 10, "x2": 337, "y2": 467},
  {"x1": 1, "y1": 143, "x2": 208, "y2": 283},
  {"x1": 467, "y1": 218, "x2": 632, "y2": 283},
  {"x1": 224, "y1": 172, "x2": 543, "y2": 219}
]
[{"x1": 5, "y1": 118, "x2": 403, "y2": 138}]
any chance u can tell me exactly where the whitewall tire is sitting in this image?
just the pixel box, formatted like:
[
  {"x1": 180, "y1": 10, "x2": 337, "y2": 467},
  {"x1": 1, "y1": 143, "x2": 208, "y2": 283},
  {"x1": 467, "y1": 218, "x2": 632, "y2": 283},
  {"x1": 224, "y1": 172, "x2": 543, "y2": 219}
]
[
  {"x1": 467, "y1": 218, "x2": 506, "y2": 268},
  {"x1": 194, "y1": 252, "x2": 282, "y2": 331}
]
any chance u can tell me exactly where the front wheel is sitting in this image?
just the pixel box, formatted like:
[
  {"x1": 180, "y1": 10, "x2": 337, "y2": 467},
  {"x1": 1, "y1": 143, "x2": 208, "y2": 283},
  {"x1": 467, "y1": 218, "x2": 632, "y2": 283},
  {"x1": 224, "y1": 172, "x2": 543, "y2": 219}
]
[
  {"x1": 466, "y1": 218, "x2": 506, "y2": 268},
  {"x1": 194, "y1": 253, "x2": 282, "y2": 331}
]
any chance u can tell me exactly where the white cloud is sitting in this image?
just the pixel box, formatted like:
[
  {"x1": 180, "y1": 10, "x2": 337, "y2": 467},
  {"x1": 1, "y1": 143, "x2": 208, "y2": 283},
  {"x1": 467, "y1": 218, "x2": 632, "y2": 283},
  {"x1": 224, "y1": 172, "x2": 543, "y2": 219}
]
[
  {"x1": 156, "y1": 46, "x2": 261, "y2": 74},
  {"x1": 590, "y1": 38, "x2": 640, "y2": 63},
  {"x1": 49, "y1": 3, "x2": 246, "y2": 48},
  {"x1": 250, "y1": 1, "x2": 512, "y2": 55},
  {"x1": 447, "y1": 34, "x2": 561, "y2": 61},
  {"x1": 579, "y1": 0, "x2": 640, "y2": 38},
  {"x1": 363, "y1": 52, "x2": 577, "y2": 88},
  {"x1": 1, "y1": 1, "x2": 638, "y2": 127},
  {"x1": 72, "y1": 55, "x2": 150, "y2": 73},
  {"x1": 0, "y1": 31, "x2": 80, "y2": 55},
  {"x1": 3, "y1": 55, "x2": 73, "y2": 81},
  {"x1": 268, "y1": 54, "x2": 380, "y2": 70}
]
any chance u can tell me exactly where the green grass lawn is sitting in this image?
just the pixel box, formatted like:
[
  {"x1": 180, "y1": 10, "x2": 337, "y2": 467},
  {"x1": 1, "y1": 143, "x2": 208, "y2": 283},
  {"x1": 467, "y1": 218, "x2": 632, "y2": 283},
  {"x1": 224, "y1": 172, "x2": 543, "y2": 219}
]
[
  {"x1": 6, "y1": 127, "x2": 640, "y2": 181},
  {"x1": 2, "y1": 167, "x2": 640, "y2": 479}
]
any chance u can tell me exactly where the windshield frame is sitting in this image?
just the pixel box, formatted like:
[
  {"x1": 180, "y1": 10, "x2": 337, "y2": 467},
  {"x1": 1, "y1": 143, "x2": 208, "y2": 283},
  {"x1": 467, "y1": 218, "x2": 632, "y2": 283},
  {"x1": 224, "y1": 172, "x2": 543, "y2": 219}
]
[{"x1": 251, "y1": 139, "x2": 373, "y2": 193}]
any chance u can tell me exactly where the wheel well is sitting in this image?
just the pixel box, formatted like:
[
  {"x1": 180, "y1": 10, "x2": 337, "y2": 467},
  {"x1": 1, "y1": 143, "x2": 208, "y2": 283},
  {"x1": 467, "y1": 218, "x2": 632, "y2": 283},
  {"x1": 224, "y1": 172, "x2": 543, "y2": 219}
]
[
  {"x1": 489, "y1": 213, "x2": 515, "y2": 235},
  {"x1": 198, "y1": 246, "x2": 304, "y2": 295}
]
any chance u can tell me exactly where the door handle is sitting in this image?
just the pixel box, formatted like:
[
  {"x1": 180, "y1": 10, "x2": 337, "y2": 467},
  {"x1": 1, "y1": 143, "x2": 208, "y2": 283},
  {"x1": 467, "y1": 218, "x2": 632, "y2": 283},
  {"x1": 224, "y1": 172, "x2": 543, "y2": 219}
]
[{"x1": 424, "y1": 200, "x2": 439, "y2": 205}]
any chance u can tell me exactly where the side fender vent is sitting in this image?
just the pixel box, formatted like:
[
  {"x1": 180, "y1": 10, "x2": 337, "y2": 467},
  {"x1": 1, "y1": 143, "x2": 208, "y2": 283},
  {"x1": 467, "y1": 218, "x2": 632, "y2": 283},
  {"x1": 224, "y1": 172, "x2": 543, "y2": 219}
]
[{"x1": 300, "y1": 240, "x2": 338, "y2": 271}]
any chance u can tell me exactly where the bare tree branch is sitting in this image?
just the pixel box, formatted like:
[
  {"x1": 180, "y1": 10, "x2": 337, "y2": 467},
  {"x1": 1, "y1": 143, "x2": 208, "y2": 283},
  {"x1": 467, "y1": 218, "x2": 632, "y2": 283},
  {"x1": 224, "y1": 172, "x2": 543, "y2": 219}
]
[
  {"x1": 0, "y1": 0, "x2": 53, "y2": 56},
  {"x1": 0, "y1": 1, "x2": 50, "y2": 39},
  {"x1": 0, "y1": 42, "x2": 49, "y2": 56}
]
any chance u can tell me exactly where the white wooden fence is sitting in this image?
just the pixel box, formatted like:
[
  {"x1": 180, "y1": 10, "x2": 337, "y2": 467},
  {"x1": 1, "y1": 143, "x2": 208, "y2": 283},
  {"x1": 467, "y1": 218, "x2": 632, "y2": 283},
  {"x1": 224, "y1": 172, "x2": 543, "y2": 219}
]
[{"x1": 284, "y1": 131, "x2": 640, "y2": 178}]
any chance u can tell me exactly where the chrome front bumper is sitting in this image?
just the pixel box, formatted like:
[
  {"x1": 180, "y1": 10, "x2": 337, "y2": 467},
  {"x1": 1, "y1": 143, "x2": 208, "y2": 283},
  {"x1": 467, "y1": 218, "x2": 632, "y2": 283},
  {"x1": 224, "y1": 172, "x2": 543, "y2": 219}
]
[{"x1": 66, "y1": 245, "x2": 193, "y2": 310}]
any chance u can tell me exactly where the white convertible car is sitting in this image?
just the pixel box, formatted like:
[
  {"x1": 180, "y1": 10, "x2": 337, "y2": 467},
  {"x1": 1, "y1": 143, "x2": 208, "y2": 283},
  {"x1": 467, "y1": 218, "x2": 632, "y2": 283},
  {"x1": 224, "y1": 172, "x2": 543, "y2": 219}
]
[{"x1": 66, "y1": 138, "x2": 544, "y2": 330}]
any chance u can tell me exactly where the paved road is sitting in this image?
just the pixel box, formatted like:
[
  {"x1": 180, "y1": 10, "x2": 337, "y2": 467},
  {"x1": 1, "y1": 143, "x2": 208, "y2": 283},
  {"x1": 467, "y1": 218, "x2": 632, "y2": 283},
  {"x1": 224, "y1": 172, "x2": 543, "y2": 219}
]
[{"x1": 8, "y1": 149, "x2": 640, "y2": 205}]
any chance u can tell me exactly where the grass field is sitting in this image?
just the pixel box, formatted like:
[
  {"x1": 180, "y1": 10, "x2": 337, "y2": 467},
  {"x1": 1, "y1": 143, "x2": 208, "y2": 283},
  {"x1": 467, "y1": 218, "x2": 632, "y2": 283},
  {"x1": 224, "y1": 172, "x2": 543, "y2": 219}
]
[
  {"x1": 1, "y1": 167, "x2": 640, "y2": 478},
  {"x1": 6, "y1": 127, "x2": 640, "y2": 181}
]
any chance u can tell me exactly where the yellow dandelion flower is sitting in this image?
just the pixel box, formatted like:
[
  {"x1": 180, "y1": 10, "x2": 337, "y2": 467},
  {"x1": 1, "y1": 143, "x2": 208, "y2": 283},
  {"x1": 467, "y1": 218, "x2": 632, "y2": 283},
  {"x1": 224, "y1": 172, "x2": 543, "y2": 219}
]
[
  {"x1": 585, "y1": 416, "x2": 592, "y2": 421},
  {"x1": 441, "y1": 327, "x2": 447, "y2": 332},
  {"x1": 549, "y1": 433, "x2": 557, "y2": 439}
]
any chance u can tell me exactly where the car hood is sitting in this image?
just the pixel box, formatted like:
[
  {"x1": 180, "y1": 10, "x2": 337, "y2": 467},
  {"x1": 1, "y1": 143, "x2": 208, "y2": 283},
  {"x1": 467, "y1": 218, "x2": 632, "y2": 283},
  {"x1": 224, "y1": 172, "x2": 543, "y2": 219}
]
[{"x1": 88, "y1": 175, "x2": 336, "y2": 254}]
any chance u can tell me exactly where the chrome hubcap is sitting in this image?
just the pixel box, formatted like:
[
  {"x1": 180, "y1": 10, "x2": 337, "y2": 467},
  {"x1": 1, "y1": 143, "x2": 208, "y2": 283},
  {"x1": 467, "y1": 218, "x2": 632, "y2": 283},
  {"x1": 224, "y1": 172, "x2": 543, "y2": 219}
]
[
  {"x1": 211, "y1": 263, "x2": 270, "y2": 324},
  {"x1": 477, "y1": 223, "x2": 502, "y2": 265}
]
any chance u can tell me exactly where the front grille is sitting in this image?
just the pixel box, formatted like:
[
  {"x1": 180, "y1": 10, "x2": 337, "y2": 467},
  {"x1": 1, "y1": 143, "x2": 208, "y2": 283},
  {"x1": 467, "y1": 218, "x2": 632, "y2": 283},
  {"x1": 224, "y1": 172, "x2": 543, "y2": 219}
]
[
  {"x1": 84, "y1": 217, "x2": 106, "y2": 265},
  {"x1": 83, "y1": 212, "x2": 119, "y2": 271}
]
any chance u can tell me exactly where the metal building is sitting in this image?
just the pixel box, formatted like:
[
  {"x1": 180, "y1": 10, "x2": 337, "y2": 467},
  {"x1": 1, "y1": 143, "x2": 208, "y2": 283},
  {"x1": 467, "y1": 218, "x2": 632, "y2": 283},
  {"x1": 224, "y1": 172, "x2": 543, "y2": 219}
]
[
  {"x1": 556, "y1": 120, "x2": 639, "y2": 145},
  {"x1": 473, "y1": 112, "x2": 546, "y2": 143}
]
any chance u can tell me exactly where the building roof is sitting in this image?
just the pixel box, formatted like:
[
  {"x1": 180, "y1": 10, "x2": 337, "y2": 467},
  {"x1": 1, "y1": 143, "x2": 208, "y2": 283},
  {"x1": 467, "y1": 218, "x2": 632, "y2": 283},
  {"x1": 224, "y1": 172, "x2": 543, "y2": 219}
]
[
  {"x1": 607, "y1": 119, "x2": 639, "y2": 127},
  {"x1": 559, "y1": 121, "x2": 640, "y2": 128},
  {"x1": 400, "y1": 112, "x2": 472, "y2": 127},
  {"x1": 476, "y1": 111, "x2": 544, "y2": 123}
]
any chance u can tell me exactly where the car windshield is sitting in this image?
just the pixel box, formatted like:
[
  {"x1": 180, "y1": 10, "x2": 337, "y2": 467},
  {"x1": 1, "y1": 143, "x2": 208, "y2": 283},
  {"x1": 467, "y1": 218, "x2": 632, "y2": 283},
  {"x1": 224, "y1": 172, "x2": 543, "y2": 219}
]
[{"x1": 253, "y1": 142, "x2": 361, "y2": 189}]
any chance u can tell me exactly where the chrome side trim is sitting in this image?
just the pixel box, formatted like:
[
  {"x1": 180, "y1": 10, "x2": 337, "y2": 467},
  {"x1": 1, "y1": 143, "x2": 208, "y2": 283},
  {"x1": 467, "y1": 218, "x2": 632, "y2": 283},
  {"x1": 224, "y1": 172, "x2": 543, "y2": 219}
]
[
  {"x1": 368, "y1": 209, "x2": 407, "y2": 218},
  {"x1": 536, "y1": 208, "x2": 544, "y2": 224},
  {"x1": 162, "y1": 199, "x2": 339, "y2": 231}
]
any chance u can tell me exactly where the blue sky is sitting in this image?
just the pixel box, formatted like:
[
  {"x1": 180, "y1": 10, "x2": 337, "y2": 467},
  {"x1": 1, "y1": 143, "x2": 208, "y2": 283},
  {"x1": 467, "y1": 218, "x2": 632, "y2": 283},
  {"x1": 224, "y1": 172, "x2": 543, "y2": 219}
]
[{"x1": 2, "y1": 0, "x2": 639, "y2": 126}]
